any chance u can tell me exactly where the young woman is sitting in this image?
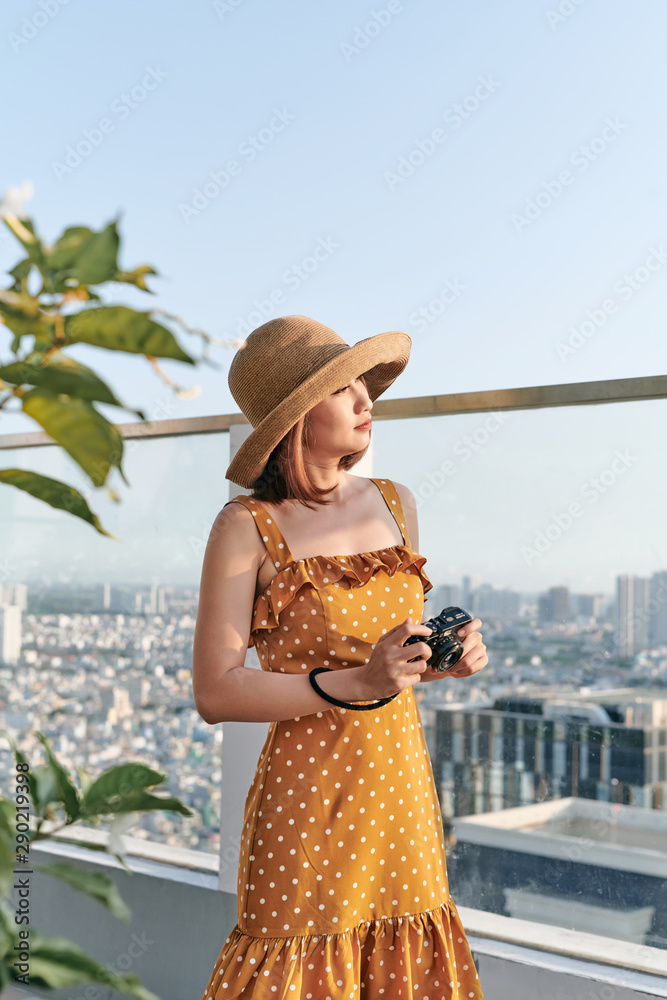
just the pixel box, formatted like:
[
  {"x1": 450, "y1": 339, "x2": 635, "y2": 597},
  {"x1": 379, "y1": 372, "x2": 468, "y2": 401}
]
[{"x1": 193, "y1": 315, "x2": 487, "y2": 999}]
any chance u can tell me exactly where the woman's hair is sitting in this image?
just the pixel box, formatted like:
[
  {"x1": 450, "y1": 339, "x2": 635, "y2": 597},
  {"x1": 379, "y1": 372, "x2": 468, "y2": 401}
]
[{"x1": 249, "y1": 374, "x2": 370, "y2": 509}]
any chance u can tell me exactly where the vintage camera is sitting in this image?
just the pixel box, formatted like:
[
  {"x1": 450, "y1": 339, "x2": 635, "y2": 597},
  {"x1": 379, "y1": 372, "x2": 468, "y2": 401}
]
[{"x1": 403, "y1": 606, "x2": 474, "y2": 672}]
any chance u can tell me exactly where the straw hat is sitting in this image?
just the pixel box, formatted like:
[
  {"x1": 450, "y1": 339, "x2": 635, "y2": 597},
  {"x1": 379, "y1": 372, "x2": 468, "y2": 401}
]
[{"x1": 225, "y1": 315, "x2": 411, "y2": 488}]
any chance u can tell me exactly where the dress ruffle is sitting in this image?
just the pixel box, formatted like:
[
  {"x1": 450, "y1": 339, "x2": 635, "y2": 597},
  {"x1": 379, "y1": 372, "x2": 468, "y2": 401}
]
[
  {"x1": 251, "y1": 545, "x2": 433, "y2": 636},
  {"x1": 201, "y1": 899, "x2": 482, "y2": 1000}
]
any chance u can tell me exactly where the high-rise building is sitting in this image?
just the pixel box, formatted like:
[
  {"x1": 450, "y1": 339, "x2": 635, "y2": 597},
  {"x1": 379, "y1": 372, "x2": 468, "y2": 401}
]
[
  {"x1": 474, "y1": 584, "x2": 520, "y2": 619},
  {"x1": 2, "y1": 583, "x2": 28, "y2": 611},
  {"x1": 431, "y1": 584, "x2": 460, "y2": 610},
  {"x1": 616, "y1": 575, "x2": 651, "y2": 657},
  {"x1": 126, "y1": 677, "x2": 150, "y2": 706},
  {"x1": 146, "y1": 583, "x2": 158, "y2": 615},
  {"x1": 461, "y1": 575, "x2": 481, "y2": 611},
  {"x1": 649, "y1": 571, "x2": 667, "y2": 647},
  {"x1": 100, "y1": 686, "x2": 132, "y2": 720},
  {"x1": 573, "y1": 593, "x2": 606, "y2": 620},
  {"x1": 538, "y1": 586, "x2": 570, "y2": 623},
  {"x1": 102, "y1": 582, "x2": 111, "y2": 610},
  {"x1": 0, "y1": 604, "x2": 22, "y2": 665},
  {"x1": 435, "y1": 689, "x2": 667, "y2": 819}
]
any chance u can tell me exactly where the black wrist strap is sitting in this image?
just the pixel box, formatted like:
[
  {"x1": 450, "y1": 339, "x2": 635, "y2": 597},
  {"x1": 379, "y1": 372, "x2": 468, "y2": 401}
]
[{"x1": 308, "y1": 667, "x2": 398, "y2": 711}]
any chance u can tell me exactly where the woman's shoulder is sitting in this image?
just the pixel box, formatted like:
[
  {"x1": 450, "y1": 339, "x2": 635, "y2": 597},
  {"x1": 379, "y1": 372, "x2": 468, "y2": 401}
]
[
  {"x1": 378, "y1": 478, "x2": 420, "y2": 550},
  {"x1": 375, "y1": 477, "x2": 417, "y2": 509},
  {"x1": 215, "y1": 496, "x2": 262, "y2": 534},
  {"x1": 207, "y1": 499, "x2": 266, "y2": 564}
]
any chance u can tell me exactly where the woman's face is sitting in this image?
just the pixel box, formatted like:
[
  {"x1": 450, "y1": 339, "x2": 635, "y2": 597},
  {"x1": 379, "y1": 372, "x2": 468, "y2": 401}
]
[{"x1": 303, "y1": 374, "x2": 373, "y2": 459}]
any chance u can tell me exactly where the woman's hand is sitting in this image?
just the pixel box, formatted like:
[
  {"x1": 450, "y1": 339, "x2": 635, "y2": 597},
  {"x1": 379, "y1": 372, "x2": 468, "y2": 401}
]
[
  {"x1": 420, "y1": 616, "x2": 488, "y2": 681},
  {"x1": 356, "y1": 616, "x2": 434, "y2": 700}
]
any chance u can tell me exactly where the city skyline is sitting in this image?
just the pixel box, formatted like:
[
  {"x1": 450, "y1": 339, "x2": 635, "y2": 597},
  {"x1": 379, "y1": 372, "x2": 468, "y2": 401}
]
[
  {"x1": 2, "y1": 551, "x2": 667, "y2": 606},
  {"x1": 3, "y1": 567, "x2": 667, "y2": 612}
]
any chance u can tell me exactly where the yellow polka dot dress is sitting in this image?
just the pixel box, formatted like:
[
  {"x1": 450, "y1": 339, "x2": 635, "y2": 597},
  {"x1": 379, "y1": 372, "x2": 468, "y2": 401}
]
[{"x1": 201, "y1": 478, "x2": 483, "y2": 999}]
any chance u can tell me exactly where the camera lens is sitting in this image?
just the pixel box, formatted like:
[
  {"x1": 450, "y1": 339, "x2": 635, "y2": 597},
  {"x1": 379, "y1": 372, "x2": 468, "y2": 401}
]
[{"x1": 431, "y1": 636, "x2": 464, "y2": 672}]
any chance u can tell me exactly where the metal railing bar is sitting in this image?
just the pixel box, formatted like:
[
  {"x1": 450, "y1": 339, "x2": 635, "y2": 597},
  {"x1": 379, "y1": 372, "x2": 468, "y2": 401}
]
[{"x1": 0, "y1": 373, "x2": 664, "y2": 450}]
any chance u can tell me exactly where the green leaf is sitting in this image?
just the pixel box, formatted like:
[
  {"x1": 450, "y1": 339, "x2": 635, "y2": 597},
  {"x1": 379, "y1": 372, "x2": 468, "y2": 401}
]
[
  {"x1": 114, "y1": 264, "x2": 158, "y2": 293},
  {"x1": 14, "y1": 931, "x2": 161, "y2": 999},
  {"x1": 0, "y1": 288, "x2": 53, "y2": 344},
  {"x1": 105, "y1": 788, "x2": 192, "y2": 817},
  {"x1": 8, "y1": 256, "x2": 33, "y2": 286},
  {"x1": 21, "y1": 387, "x2": 127, "y2": 488},
  {"x1": 34, "y1": 732, "x2": 80, "y2": 823},
  {"x1": 64, "y1": 305, "x2": 196, "y2": 364},
  {"x1": 31, "y1": 862, "x2": 132, "y2": 921},
  {"x1": 0, "y1": 353, "x2": 146, "y2": 418},
  {"x1": 48, "y1": 225, "x2": 97, "y2": 271},
  {"x1": 82, "y1": 763, "x2": 192, "y2": 818},
  {"x1": 0, "y1": 730, "x2": 39, "y2": 806},
  {"x1": 1, "y1": 214, "x2": 47, "y2": 272},
  {"x1": 0, "y1": 468, "x2": 114, "y2": 536},
  {"x1": 49, "y1": 219, "x2": 120, "y2": 286},
  {"x1": 0, "y1": 302, "x2": 48, "y2": 342},
  {"x1": 82, "y1": 763, "x2": 165, "y2": 814},
  {"x1": 77, "y1": 765, "x2": 93, "y2": 798},
  {"x1": 30, "y1": 763, "x2": 61, "y2": 815}
]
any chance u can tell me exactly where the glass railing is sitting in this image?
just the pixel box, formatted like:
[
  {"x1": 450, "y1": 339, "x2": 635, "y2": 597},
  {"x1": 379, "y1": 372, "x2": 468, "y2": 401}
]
[
  {"x1": 0, "y1": 429, "x2": 232, "y2": 855},
  {"x1": 1, "y1": 385, "x2": 666, "y2": 956},
  {"x1": 371, "y1": 395, "x2": 667, "y2": 953}
]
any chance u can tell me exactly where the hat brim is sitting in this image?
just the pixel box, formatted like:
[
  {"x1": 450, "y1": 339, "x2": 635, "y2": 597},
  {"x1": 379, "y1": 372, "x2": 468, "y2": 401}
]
[{"x1": 225, "y1": 330, "x2": 411, "y2": 488}]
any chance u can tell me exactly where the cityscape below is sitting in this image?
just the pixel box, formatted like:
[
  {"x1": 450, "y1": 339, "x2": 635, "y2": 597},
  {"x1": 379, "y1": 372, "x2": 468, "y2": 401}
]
[{"x1": 1, "y1": 568, "x2": 666, "y2": 948}]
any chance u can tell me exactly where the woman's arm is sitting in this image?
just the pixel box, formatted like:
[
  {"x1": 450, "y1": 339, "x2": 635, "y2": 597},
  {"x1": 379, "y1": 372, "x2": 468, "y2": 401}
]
[{"x1": 191, "y1": 502, "x2": 373, "y2": 724}]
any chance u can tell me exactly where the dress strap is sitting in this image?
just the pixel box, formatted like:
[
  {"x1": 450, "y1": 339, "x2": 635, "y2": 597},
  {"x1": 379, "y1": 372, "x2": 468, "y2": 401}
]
[
  {"x1": 370, "y1": 478, "x2": 411, "y2": 548},
  {"x1": 223, "y1": 495, "x2": 295, "y2": 571}
]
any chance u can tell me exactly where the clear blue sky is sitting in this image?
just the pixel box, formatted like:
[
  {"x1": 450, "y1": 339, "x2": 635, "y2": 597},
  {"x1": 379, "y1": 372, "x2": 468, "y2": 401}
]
[{"x1": 1, "y1": 0, "x2": 665, "y2": 594}]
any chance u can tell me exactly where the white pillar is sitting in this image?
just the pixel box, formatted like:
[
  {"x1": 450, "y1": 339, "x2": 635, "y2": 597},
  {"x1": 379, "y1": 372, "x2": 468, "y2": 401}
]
[{"x1": 217, "y1": 423, "x2": 373, "y2": 891}]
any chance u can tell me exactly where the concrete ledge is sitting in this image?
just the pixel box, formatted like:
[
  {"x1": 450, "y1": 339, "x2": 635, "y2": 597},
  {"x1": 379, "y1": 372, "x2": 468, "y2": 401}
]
[
  {"x1": 16, "y1": 831, "x2": 667, "y2": 1000},
  {"x1": 459, "y1": 906, "x2": 667, "y2": 980},
  {"x1": 34, "y1": 818, "x2": 220, "y2": 873},
  {"x1": 466, "y1": 936, "x2": 667, "y2": 1000}
]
